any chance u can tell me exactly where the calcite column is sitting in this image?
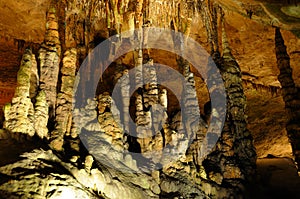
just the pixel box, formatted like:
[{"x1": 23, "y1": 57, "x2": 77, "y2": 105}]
[
  {"x1": 34, "y1": 91, "x2": 49, "y2": 139},
  {"x1": 205, "y1": 20, "x2": 256, "y2": 183},
  {"x1": 50, "y1": 48, "x2": 77, "y2": 151},
  {"x1": 275, "y1": 28, "x2": 300, "y2": 172},
  {"x1": 172, "y1": 15, "x2": 207, "y2": 165},
  {"x1": 3, "y1": 49, "x2": 36, "y2": 138},
  {"x1": 38, "y1": 7, "x2": 61, "y2": 118},
  {"x1": 29, "y1": 53, "x2": 39, "y2": 100},
  {"x1": 120, "y1": 69, "x2": 130, "y2": 132}
]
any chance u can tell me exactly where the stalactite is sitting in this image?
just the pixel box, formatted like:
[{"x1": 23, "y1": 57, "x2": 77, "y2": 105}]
[
  {"x1": 242, "y1": 79, "x2": 281, "y2": 96},
  {"x1": 202, "y1": 3, "x2": 214, "y2": 53},
  {"x1": 13, "y1": 39, "x2": 26, "y2": 52},
  {"x1": 275, "y1": 27, "x2": 300, "y2": 173}
]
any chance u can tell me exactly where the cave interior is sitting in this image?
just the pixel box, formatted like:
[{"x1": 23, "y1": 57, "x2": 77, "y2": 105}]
[{"x1": 0, "y1": 0, "x2": 300, "y2": 198}]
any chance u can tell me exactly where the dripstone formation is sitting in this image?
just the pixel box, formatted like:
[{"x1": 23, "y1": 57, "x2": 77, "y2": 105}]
[
  {"x1": 275, "y1": 28, "x2": 300, "y2": 173},
  {"x1": 3, "y1": 0, "x2": 300, "y2": 198}
]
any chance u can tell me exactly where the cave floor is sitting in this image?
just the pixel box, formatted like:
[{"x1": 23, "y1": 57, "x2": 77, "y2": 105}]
[
  {"x1": 0, "y1": 135, "x2": 300, "y2": 198},
  {"x1": 247, "y1": 157, "x2": 300, "y2": 199}
]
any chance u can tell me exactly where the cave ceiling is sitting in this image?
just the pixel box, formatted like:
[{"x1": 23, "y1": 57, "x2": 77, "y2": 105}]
[{"x1": 0, "y1": 0, "x2": 299, "y2": 89}]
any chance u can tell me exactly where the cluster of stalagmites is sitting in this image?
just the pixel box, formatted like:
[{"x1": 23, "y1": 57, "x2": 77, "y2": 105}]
[
  {"x1": 0, "y1": 0, "x2": 258, "y2": 198},
  {"x1": 3, "y1": 48, "x2": 48, "y2": 140}
]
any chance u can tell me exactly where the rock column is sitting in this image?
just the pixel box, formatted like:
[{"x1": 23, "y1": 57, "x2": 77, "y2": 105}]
[
  {"x1": 50, "y1": 48, "x2": 77, "y2": 151},
  {"x1": 38, "y1": 7, "x2": 61, "y2": 118},
  {"x1": 3, "y1": 49, "x2": 36, "y2": 139},
  {"x1": 275, "y1": 27, "x2": 300, "y2": 173}
]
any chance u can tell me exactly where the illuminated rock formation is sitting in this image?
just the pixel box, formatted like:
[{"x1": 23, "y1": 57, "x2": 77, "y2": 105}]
[
  {"x1": 38, "y1": 7, "x2": 61, "y2": 118},
  {"x1": 50, "y1": 48, "x2": 77, "y2": 151},
  {"x1": 3, "y1": 49, "x2": 36, "y2": 139},
  {"x1": 1, "y1": 0, "x2": 300, "y2": 198}
]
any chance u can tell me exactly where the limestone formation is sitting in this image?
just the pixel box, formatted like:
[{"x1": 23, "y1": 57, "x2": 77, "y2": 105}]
[
  {"x1": 275, "y1": 28, "x2": 300, "y2": 172},
  {"x1": 50, "y1": 48, "x2": 77, "y2": 151},
  {"x1": 3, "y1": 49, "x2": 36, "y2": 138},
  {"x1": 204, "y1": 16, "x2": 256, "y2": 184},
  {"x1": 0, "y1": 1, "x2": 277, "y2": 199},
  {"x1": 34, "y1": 91, "x2": 49, "y2": 139},
  {"x1": 38, "y1": 7, "x2": 61, "y2": 118}
]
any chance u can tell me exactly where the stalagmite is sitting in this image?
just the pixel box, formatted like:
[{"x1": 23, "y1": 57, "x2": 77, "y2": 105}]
[
  {"x1": 3, "y1": 49, "x2": 36, "y2": 139},
  {"x1": 120, "y1": 69, "x2": 130, "y2": 132},
  {"x1": 34, "y1": 91, "x2": 49, "y2": 139},
  {"x1": 275, "y1": 27, "x2": 300, "y2": 173},
  {"x1": 38, "y1": 7, "x2": 61, "y2": 118},
  {"x1": 213, "y1": 17, "x2": 256, "y2": 180},
  {"x1": 50, "y1": 48, "x2": 77, "y2": 151}
]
